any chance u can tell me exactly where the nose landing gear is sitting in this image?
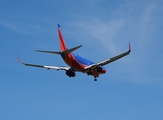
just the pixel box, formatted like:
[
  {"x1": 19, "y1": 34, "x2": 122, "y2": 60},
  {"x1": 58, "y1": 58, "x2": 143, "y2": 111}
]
[
  {"x1": 87, "y1": 71, "x2": 98, "y2": 81},
  {"x1": 94, "y1": 76, "x2": 97, "y2": 81}
]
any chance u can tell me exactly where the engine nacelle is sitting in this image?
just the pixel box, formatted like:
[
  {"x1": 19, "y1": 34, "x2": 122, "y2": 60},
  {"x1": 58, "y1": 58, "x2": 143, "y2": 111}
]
[
  {"x1": 66, "y1": 70, "x2": 76, "y2": 77},
  {"x1": 96, "y1": 66, "x2": 102, "y2": 72}
]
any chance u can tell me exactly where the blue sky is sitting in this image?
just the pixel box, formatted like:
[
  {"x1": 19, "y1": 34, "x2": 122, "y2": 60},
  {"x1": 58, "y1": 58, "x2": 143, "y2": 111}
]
[{"x1": 0, "y1": 0, "x2": 163, "y2": 120}]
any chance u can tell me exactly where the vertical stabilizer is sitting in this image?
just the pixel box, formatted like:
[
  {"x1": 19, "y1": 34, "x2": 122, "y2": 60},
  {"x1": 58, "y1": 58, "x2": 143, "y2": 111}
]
[{"x1": 58, "y1": 24, "x2": 67, "y2": 52}]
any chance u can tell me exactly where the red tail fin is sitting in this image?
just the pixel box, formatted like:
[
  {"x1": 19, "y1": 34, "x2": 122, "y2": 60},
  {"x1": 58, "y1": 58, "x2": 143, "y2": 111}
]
[{"x1": 58, "y1": 24, "x2": 67, "y2": 52}]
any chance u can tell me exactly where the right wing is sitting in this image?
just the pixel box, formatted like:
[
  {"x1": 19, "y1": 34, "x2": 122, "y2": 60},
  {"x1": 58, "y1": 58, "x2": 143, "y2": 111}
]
[
  {"x1": 17, "y1": 56, "x2": 69, "y2": 71},
  {"x1": 84, "y1": 43, "x2": 131, "y2": 71}
]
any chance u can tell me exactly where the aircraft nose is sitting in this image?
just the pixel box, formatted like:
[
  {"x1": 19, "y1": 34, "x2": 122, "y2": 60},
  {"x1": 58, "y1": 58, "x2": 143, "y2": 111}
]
[{"x1": 102, "y1": 69, "x2": 106, "y2": 73}]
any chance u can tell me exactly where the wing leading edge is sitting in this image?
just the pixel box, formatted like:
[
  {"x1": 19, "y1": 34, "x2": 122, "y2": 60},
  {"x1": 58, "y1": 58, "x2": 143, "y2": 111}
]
[
  {"x1": 84, "y1": 42, "x2": 131, "y2": 70},
  {"x1": 17, "y1": 56, "x2": 69, "y2": 71}
]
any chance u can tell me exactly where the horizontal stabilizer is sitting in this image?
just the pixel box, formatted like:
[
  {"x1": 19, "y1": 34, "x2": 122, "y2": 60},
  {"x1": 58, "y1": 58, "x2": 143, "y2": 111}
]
[
  {"x1": 35, "y1": 45, "x2": 82, "y2": 55},
  {"x1": 35, "y1": 50, "x2": 60, "y2": 54},
  {"x1": 63, "y1": 45, "x2": 82, "y2": 54}
]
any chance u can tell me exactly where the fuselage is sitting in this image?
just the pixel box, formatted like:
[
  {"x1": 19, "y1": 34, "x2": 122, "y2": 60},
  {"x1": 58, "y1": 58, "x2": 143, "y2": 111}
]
[{"x1": 60, "y1": 52, "x2": 106, "y2": 77}]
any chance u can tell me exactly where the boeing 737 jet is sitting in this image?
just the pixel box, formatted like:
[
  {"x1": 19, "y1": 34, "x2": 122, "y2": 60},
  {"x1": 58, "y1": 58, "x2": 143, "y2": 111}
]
[{"x1": 18, "y1": 24, "x2": 131, "y2": 81}]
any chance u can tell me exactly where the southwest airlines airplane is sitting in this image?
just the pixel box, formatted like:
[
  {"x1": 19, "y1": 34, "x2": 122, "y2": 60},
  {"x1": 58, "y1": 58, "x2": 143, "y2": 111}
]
[{"x1": 18, "y1": 24, "x2": 131, "y2": 81}]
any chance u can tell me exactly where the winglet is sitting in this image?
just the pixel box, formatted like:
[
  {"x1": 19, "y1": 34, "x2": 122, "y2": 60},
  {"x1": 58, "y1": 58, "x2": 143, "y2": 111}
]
[
  {"x1": 128, "y1": 42, "x2": 131, "y2": 52},
  {"x1": 17, "y1": 56, "x2": 22, "y2": 64}
]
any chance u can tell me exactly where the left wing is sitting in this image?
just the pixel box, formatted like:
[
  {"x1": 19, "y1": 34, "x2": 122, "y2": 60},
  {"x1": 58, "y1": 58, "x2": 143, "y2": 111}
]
[
  {"x1": 17, "y1": 56, "x2": 69, "y2": 71},
  {"x1": 84, "y1": 43, "x2": 131, "y2": 70}
]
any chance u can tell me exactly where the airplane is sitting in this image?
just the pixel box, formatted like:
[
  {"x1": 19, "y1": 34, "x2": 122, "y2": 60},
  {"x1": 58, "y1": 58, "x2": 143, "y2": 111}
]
[{"x1": 18, "y1": 24, "x2": 131, "y2": 81}]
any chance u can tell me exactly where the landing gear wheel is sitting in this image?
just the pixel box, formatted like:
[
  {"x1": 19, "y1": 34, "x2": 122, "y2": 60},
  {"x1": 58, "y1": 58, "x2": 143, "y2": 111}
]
[
  {"x1": 87, "y1": 72, "x2": 92, "y2": 76},
  {"x1": 94, "y1": 75, "x2": 98, "y2": 81}
]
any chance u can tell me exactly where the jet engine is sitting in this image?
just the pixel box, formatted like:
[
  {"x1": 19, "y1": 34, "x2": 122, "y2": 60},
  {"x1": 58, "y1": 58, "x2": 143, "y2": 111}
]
[
  {"x1": 96, "y1": 66, "x2": 102, "y2": 72},
  {"x1": 66, "y1": 70, "x2": 76, "y2": 77}
]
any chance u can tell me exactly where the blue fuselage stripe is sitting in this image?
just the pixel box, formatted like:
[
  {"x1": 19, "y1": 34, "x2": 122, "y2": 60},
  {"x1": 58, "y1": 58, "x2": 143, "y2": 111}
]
[{"x1": 72, "y1": 53, "x2": 94, "y2": 66}]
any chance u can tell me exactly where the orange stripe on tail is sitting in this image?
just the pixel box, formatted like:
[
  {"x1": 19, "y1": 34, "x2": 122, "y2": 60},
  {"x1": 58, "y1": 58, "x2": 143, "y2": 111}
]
[{"x1": 58, "y1": 24, "x2": 67, "y2": 52}]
